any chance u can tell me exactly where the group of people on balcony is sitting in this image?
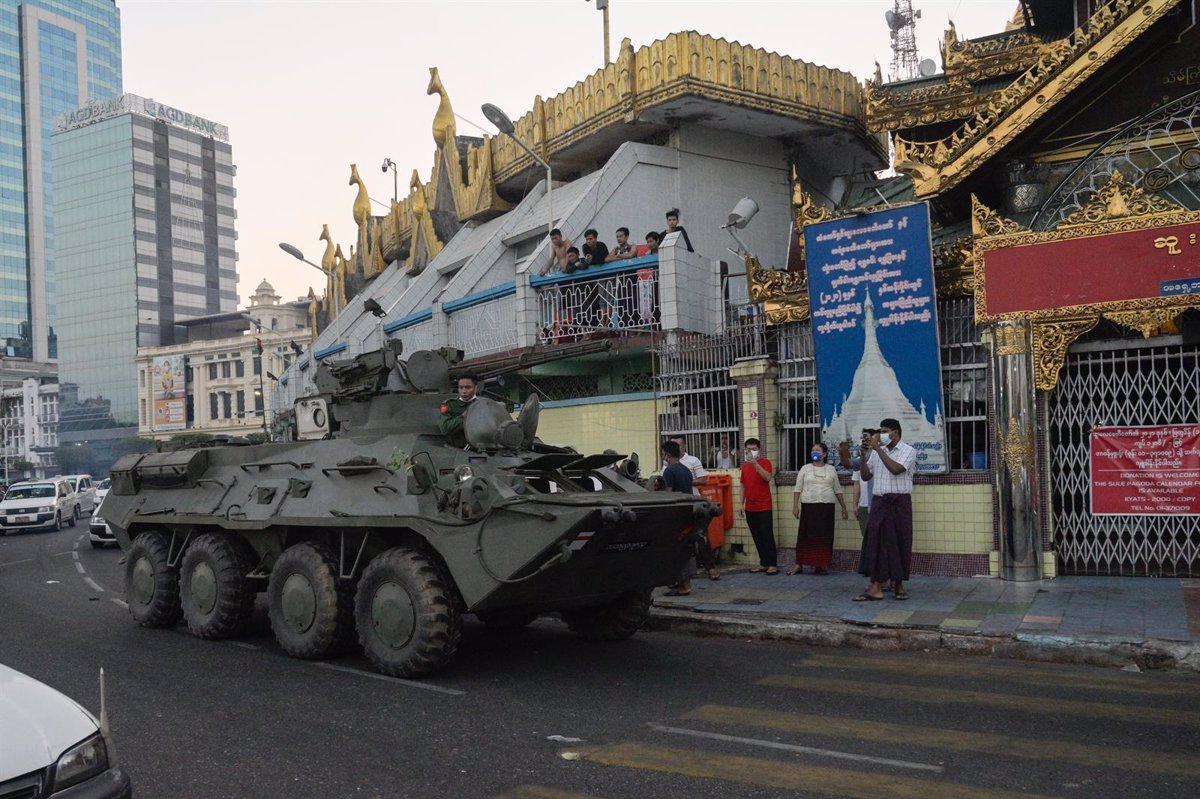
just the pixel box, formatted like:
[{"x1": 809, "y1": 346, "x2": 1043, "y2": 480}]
[{"x1": 542, "y1": 208, "x2": 694, "y2": 275}]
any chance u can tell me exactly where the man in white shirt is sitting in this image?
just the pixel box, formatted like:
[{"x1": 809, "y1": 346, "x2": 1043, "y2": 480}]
[{"x1": 855, "y1": 417, "x2": 917, "y2": 602}]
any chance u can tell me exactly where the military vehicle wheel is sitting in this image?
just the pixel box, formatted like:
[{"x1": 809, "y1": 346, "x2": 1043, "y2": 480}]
[
  {"x1": 125, "y1": 531, "x2": 182, "y2": 628},
  {"x1": 354, "y1": 547, "x2": 461, "y2": 678},
  {"x1": 179, "y1": 533, "x2": 256, "y2": 640},
  {"x1": 476, "y1": 610, "x2": 539, "y2": 630},
  {"x1": 268, "y1": 542, "x2": 355, "y2": 659},
  {"x1": 562, "y1": 589, "x2": 653, "y2": 641}
]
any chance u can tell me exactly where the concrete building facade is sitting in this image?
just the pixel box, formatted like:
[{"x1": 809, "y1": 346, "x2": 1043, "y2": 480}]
[{"x1": 52, "y1": 93, "x2": 238, "y2": 447}]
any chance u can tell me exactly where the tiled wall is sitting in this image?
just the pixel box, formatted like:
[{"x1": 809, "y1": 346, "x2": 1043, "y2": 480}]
[
  {"x1": 535, "y1": 396, "x2": 658, "y2": 459},
  {"x1": 718, "y1": 477, "x2": 996, "y2": 576}
]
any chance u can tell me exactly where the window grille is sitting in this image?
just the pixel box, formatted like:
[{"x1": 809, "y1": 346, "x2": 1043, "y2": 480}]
[
  {"x1": 939, "y1": 297, "x2": 990, "y2": 471},
  {"x1": 777, "y1": 323, "x2": 821, "y2": 471},
  {"x1": 656, "y1": 317, "x2": 765, "y2": 469}
]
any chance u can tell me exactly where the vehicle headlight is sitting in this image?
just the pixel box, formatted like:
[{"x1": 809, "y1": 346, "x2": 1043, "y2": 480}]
[
  {"x1": 92, "y1": 515, "x2": 105, "y2": 525},
  {"x1": 38, "y1": 505, "x2": 53, "y2": 513},
  {"x1": 454, "y1": 465, "x2": 474, "y2": 482},
  {"x1": 54, "y1": 733, "x2": 109, "y2": 790}
]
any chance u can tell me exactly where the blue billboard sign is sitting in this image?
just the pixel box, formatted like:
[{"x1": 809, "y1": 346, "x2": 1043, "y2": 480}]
[{"x1": 803, "y1": 202, "x2": 947, "y2": 473}]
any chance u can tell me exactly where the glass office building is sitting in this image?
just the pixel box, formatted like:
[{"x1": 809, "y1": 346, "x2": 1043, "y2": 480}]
[
  {"x1": 53, "y1": 94, "x2": 238, "y2": 442},
  {"x1": 0, "y1": 0, "x2": 122, "y2": 363}
]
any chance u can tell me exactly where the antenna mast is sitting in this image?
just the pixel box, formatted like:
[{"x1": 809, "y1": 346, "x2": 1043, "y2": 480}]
[{"x1": 886, "y1": 0, "x2": 922, "y2": 82}]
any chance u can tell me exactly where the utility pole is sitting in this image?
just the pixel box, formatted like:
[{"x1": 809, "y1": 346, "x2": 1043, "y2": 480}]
[{"x1": 586, "y1": 0, "x2": 611, "y2": 65}]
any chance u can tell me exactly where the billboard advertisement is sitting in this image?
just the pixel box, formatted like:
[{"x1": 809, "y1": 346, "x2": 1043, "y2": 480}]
[
  {"x1": 803, "y1": 202, "x2": 947, "y2": 472},
  {"x1": 1090, "y1": 425, "x2": 1200, "y2": 515},
  {"x1": 152, "y1": 354, "x2": 187, "y2": 432}
]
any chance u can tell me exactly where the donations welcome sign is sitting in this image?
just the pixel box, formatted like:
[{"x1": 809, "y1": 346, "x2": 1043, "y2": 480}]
[{"x1": 803, "y1": 203, "x2": 947, "y2": 473}]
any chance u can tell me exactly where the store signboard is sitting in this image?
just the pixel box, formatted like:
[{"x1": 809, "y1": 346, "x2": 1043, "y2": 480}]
[
  {"x1": 804, "y1": 202, "x2": 947, "y2": 472},
  {"x1": 1090, "y1": 425, "x2": 1200, "y2": 515},
  {"x1": 153, "y1": 355, "x2": 187, "y2": 432}
]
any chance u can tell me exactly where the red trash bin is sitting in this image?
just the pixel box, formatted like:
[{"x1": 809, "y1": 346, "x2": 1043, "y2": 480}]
[{"x1": 697, "y1": 474, "x2": 735, "y2": 550}]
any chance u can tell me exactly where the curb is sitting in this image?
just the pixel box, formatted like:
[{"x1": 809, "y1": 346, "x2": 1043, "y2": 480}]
[{"x1": 645, "y1": 607, "x2": 1200, "y2": 673}]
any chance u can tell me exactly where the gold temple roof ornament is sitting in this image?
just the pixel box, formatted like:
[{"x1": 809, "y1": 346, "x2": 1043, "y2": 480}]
[
  {"x1": 970, "y1": 171, "x2": 1200, "y2": 390},
  {"x1": 876, "y1": 0, "x2": 1180, "y2": 197}
]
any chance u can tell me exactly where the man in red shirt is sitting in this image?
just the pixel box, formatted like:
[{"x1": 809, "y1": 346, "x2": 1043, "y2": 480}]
[{"x1": 740, "y1": 437, "x2": 778, "y2": 574}]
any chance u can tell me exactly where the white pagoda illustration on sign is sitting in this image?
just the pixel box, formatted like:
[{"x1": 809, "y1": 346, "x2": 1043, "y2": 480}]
[{"x1": 822, "y1": 290, "x2": 946, "y2": 471}]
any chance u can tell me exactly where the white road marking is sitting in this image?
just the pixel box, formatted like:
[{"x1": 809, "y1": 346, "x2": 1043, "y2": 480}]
[
  {"x1": 647, "y1": 724, "x2": 944, "y2": 774},
  {"x1": 311, "y1": 662, "x2": 466, "y2": 696},
  {"x1": 228, "y1": 641, "x2": 260, "y2": 650},
  {"x1": 110, "y1": 598, "x2": 128, "y2": 609},
  {"x1": 72, "y1": 551, "x2": 79, "y2": 560},
  {"x1": 74, "y1": 562, "x2": 85, "y2": 574},
  {"x1": 0, "y1": 558, "x2": 34, "y2": 567},
  {"x1": 53, "y1": 551, "x2": 72, "y2": 557},
  {"x1": 83, "y1": 577, "x2": 105, "y2": 593}
]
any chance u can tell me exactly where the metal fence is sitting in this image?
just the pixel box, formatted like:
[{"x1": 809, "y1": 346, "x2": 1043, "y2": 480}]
[
  {"x1": 939, "y1": 296, "x2": 990, "y2": 471},
  {"x1": 1049, "y1": 338, "x2": 1200, "y2": 576},
  {"x1": 537, "y1": 268, "x2": 659, "y2": 345},
  {"x1": 655, "y1": 316, "x2": 765, "y2": 469},
  {"x1": 777, "y1": 323, "x2": 821, "y2": 471},
  {"x1": 448, "y1": 294, "x2": 518, "y2": 358}
]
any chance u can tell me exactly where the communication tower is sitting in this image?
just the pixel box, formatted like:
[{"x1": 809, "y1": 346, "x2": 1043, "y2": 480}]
[{"x1": 885, "y1": 0, "x2": 922, "y2": 82}]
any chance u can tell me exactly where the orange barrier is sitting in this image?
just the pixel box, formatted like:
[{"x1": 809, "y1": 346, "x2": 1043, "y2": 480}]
[{"x1": 697, "y1": 474, "x2": 734, "y2": 549}]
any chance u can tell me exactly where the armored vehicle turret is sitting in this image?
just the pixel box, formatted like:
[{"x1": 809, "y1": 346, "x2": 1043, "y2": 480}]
[{"x1": 103, "y1": 343, "x2": 717, "y2": 677}]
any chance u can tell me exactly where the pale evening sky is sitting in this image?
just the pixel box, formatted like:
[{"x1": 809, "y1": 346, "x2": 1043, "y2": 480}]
[{"x1": 119, "y1": 0, "x2": 1017, "y2": 305}]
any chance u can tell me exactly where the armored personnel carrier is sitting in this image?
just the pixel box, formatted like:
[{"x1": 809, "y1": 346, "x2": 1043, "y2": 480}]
[{"x1": 103, "y1": 343, "x2": 716, "y2": 677}]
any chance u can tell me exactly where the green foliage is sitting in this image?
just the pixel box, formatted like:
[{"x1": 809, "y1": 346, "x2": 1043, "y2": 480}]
[
  {"x1": 245, "y1": 432, "x2": 270, "y2": 444},
  {"x1": 52, "y1": 445, "x2": 97, "y2": 474}
]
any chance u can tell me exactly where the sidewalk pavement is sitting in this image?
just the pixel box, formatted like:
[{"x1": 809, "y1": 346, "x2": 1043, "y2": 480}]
[{"x1": 648, "y1": 569, "x2": 1200, "y2": 672}]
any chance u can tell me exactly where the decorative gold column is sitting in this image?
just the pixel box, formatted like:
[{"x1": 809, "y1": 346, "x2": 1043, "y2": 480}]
[{"x1": 991, "y1": 321, "x2": 1041, "y2": 581}]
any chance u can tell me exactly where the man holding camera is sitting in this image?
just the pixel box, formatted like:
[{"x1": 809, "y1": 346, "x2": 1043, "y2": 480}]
[{"x1": 854, "y1": 418, "x2": 917, "y2": 601}]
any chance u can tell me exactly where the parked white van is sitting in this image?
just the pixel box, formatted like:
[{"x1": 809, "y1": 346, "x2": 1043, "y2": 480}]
[
  {"x1": 62, "y1": 474, "x2": 97, "y2": 517},
  {"x1": 0, "y1": 478, "x2": 77, "y2": 534}
]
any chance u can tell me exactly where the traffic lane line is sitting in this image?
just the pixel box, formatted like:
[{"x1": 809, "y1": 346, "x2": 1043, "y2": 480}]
[
  {"x1": 562, "y1": 742, "x2": 1057, "y2": 799},
  {"x1": 647, "y1": 723, "x2": 943, "y2": 773},
  {"x1": 757, "y1": 674, "x2": 1200, "y2": 727},
  {"x1": 83, "y1": 577, "x2": 104, "y2": 593},
  {"x1": 496, "y1": 787, "x2": 606, "y2": 799},
  {"x1": 110, "y1": 598, "x2": 128, "y2": 610},
  {"x1": 684, "y1": 704, "x2": 1200, "y2": 778},
  {"x1": 311, "y1": 662, "x2": 466, "y2": 696},
  {"x1": 0, "y1": 558, "x2": 34, "y2": 567},
  {"x1": 792, "y1": 652, "x2": 1198, "y2": 695}
]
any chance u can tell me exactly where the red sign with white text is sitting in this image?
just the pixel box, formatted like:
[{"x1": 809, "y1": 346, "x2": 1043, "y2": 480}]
[
  {"x1": 1090, "y1": 425, "x2": 1200, "y2": 516},
  {"x1": 981, "y1": 220, "x2": 1200, "y2": 317}
]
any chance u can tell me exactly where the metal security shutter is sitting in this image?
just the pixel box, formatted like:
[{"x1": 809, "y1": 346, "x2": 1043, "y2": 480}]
[{"x1": 1049, "y1": 338, "x2": 1200, "y2": 576}]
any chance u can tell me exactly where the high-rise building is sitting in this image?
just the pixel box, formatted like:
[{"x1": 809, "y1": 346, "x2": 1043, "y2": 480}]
[
  {"x1": 0, "y1": 1, "x2": 122, "y2": 363},
  {"x1": 53, "y1": 93, "x2": 238, "y2": 446}
]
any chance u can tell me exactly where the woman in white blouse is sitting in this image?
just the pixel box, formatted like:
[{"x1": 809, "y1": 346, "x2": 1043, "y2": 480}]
[{"x1": 789, "y1": 442, "x2": 847, "y2": 575}]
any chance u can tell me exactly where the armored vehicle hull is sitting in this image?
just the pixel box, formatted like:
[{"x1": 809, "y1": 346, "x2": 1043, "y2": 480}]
[{"x1": 104, "y1": 347, "x2": 715, "y2": 677}]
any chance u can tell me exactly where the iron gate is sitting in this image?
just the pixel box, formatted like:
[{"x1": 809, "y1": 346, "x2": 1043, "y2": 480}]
[{"x1": 1049, "y1": 337, "x2": 1200, "y2": 576}]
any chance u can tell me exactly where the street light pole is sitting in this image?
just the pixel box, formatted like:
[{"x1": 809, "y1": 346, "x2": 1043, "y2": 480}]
[
  {"x1": 278, "y1": 242, "x2": 340, "y2": 317},
  {"x1": 481, "y1": 103, "x2": 553, "y2": 252}
]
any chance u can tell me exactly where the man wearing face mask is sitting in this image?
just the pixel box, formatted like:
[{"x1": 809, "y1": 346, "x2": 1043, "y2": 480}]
[
  {"x1": 740, "y1": 438, "x2": 777, "y2": 575},
  {"x1": 855, "y1": 418, "x2": 918, "y2": 601}
]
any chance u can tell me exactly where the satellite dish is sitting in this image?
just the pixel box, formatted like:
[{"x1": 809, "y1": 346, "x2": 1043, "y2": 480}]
[{"x1": 918, "y1": 58, "x2": 937, "y2": 77}]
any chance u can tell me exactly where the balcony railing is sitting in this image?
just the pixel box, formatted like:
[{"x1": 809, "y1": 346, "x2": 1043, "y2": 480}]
[
  {"x1": 530, "y1": 256, "x2": 660, "y2": 345},
  {"x1": 446, "y1": 283, "x2": 518, "y2": 357}
]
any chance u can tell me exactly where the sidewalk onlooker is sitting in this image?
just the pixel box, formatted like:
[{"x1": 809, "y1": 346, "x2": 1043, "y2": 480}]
[
  {"x1": 789, "y1": 442, "x2": 847, "y2": 576},
  {"x1": 609, "y1": 227, "x2": 635, "y2": 260},
  {"x1": 581, "y1": 229, "x2": 608, "y2": 267},
  {"x1": 856, "y1": 418, "x2": 918, "y2": 601},
  {"x1": 852, "y1": 467, "x2": 873, "y2": 572},
  {"x1": 670, "y1": 435, "x2": 707, "y2": 489},
  {"x1": 543, "y1": 228, "x2": 573, "y2": 274},
  {"x1": 740, "y1": 438, "x2": 777, "y2": 575},
  {"x1": 661, "y1": 208, "x2": 694, "y2": 252},
  {"x1": 668, "y1": 435, "x2": 718, "y2": 582},
  {"x1": 662, "y1": 440, "x2": 697, "y2": 596},
  {"x1": 563, "y1": 246, "x2": 582, "y2": 274}
]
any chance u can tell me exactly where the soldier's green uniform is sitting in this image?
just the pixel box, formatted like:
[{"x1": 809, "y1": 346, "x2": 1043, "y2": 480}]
[{"x1": 439, "y1": 396, "x2": 475, "y2": 444}]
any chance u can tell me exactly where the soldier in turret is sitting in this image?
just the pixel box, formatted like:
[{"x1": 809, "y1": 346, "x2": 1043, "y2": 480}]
[{"x1": 439, "y1": 373, "x2": 481, "y2": 444}]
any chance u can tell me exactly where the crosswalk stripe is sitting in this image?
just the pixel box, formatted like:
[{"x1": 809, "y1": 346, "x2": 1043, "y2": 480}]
[
  {"x1": 792, "y1": 653, "x2": 1196, "y2": 695},
  {"x1": 495, "y1": 787, "x2": 605, "y2": 799},
  {"x1": 567, "y1": 742, "x2": 1058, "y2": 799},
  {"x1": 757, "y1": 675, "x2": 1199, "y2": 727},
  {"x1": 684, "y1": 704, "x2": 1200, "y2": 778}
]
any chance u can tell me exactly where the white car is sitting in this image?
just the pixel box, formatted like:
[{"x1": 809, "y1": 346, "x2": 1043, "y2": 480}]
[
  {"x1": 62, "y1": 474, "x2": 98, "y2": 517},
  {"x1": 95, "y1": 478, "x2": 110, "y2": 506},
  {"x1": 0, "y1": 479, "x2": 78, "y2": 534},
  {"x1": 0, "y1": 664, "x2": 132, "y2": 797}
]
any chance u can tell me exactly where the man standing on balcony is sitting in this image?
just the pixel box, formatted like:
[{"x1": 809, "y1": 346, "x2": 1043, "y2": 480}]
[
  {"x1": 439, "y1": 373, "x2": 480, "y2": 446},
  {"x1": 543, "y1": 228, "x2": 574, "y2": 275},
  {"x1": 609, "y1": 227, "x2": 635, "y2": 261},
  {"x1": 661, "y1": 208, "x2": 694, "y2": 252},
  {"x1": 580, "y1": 229, "x2": 609, "y2": 267}
]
